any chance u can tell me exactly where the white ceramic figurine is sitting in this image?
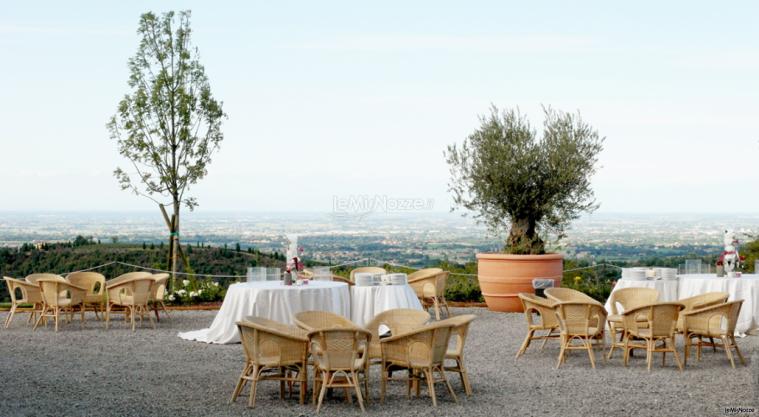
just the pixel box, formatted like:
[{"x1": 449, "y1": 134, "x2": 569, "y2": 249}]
[{"x1": 720, "y1": 229, "x2": 741, "y2": 276}]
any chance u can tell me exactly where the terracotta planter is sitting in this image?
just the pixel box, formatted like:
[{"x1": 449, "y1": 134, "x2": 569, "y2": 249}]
[{"x1": 476, "y1": 253, "x2": 563, "y2": 312}]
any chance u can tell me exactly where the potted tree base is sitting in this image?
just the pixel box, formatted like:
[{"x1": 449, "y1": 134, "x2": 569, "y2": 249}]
[
  {"x1": 476, "y1": 253, "x2": 562, "y2": 312},
  {"x1": 446, "y1": 106, "x2": 604, "y2": 313}
]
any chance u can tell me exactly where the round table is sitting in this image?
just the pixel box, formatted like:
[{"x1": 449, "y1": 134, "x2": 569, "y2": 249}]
[
  {"x1": 678, "y1": 274, "x2": 759, "y2": 334},
  {"x1": 350, "y1": 284, "x2": 423, "y2": 327},
  {"x1": 178, "y1": 281, "x2": 350, "y2": 344},
  {"x1": 604, "y1": 279, "x2": 679, "y2": 313}
]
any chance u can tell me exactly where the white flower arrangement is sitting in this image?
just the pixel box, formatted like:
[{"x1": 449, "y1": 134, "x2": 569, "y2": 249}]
[
  {"x1": 168, "y1": 294, "x2": 176, "y2": 301},
  {"x1": 189, "y1": 291, "x2": 198, "y2": 298},
  {"x1": 212, "y1": 282, "x2": 219, "y2": 287},
  {"x1": 182, "y1": 279, "x2": 190, "y2": 287},
  {"x1": 176, "y1": 289, "x2": 187, "y2": 296}
]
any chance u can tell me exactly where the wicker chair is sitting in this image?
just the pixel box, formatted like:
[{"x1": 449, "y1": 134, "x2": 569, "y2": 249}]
[
  {"x1": 308, "y1": 328, "x2": 372, "y2": 413},
  {"x1": 25, "y1": 273, "x2": 66, "y2": 285},
  {"x1": 105, "y1": 271, "x2": 153, "y2": 288},
  {"x1": 675, "y1": 292, "x2": 729, "y2": 333},
  {"x1": 363, "y1": 309, "x2": 431, "y2": 399},
  {"x1": 149, "y1": 273, "x2": 171, "y2": 322},
  {"x1": 380, "y1": 319, "x2": 458, "y2": 407},
  {"x1": 232, "y1": 317, "x2": 310, "y2": 407},
  {"x1": 408, "y1": 268, "x2": 450, "y2": 320},
  {"x1": 3, "y1": 277, "x2": 44, "y2": 328},
  {"x1": 294, "y1": 311, "x2": 357, "y2": 332},
  {"x1": 555, "y1": 302, "x2": 607, "y2": 369},
  {"x1": 682, "y1": 300, "x2": 745, "y2": 368},
  {"x1": 544, "y1": 287, "x2": 598, "y2": 304},
  {"x1": 33, "y1": 278, "x2": 88, "y2": 332},
  {"x1": 606, "y1": 287, "x2": 660, "y2": 359},
  {"x1": 105, "y1": 277, "x2": 155, "y2": 331},
  {"x1": 331, "y1": 275, "x2": 354, "y2": 286},
  {"x1": 66, "y1": 272, "x2": 106, "y2": 319},
  {"x1": 515, "y1": 293, "x2": 560, "y2": 359},
  {"x1": 622, "y1": 302, "x2": 684, "y2": 371},
  {"x1": 349, "y1": 267, "x2": 387, "y2": 282},
  {"x1": 443, "y1": 314, "x2": 476, "y2": 396}
]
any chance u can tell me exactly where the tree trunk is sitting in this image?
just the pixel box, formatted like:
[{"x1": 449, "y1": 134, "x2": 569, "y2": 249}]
[
  {"x1": 507, "y1": 217, "x2": 545, "y2": 254},
  {"x1": 171, "y1": 202, "x2": 180, "y2": 292}
]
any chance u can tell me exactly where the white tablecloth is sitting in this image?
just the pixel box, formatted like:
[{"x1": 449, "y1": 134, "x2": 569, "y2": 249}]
[
  {"x1": 604, "y1": 279, "x2": 679, "y2": 313},
  {"x1": 178, "y1": 281, "x2": 350, "y2": 344},
  {"x1": 678, "y1": 274, "x2": 759, "y2": 334},
  {"x1": 350, "y1": 284, "x2": 423, "y2": 327}
]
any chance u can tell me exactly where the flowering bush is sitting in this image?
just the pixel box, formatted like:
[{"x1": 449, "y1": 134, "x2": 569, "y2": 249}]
[{"x1": 166, "y1": 276, "x2": 224, "y2": 304}]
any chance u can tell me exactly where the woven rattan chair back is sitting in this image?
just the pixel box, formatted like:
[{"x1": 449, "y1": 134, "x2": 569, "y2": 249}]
[
  {"x1": 25, "y1": 273, "x2": 66, "y2": 285},
  {"x1": 446, "y1": 314, "x2": 476, "y2": 357},
  {"x1": 679, "y1": 292, "x2": 729, "y2": 312},
  {"x1": 106, "y1": 271, "x2": 153, "y2": 287},
  {"x1": 624, "y1": 302, "x2": 682, "y2": 338},
  {"x1": 555, "y1": 302, "x2": 606, "y2": 335},
  {"x1": 349, "y1": 267, "x2": 387, "y2": 281},
  {"x1": 67, "y1": 272, "x2": 105, "y2": 297},
  {"x1": 37, "y1": 279, "x2": 70, "y2": 307},
  {"x1": 365, "y1": 308, "x2": 430, "y2": 341},
  {"x1": 151, "y1": 273, "x2": 170, "y2": 300},
  {"x1": 308, "y1": 328, "x2": 371, "y2": 370},
  {"x1": 609, "y1": 287, "x2": 659, "y2": 315},
  {"x1": 544, "y1": 287, "x2": 598, "y2": 304},
  {"x1": 4, "y1": 277, "x2": 39, "y2": 304},
  {"x1": 239, "y1": 317, "x2": 309, "y2": 366},
  {"x1": 518, "y1": 293, "x2": 559, "y2": 328},
  {"x1": 294, "y1": 310, "x2": 357, "y2": 332}
]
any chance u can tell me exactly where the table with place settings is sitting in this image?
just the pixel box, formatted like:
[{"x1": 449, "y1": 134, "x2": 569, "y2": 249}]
[
  {"x1": 178, "y1": 280, "x2": 350, "y2": 344},
  {"x1": 350, "y1": 284, "x2": 423, "y2": 328}
]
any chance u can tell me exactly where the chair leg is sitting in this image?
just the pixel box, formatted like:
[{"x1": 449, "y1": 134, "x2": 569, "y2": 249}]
[
  {"x1": 54, "y1": 307, "x2": 60, "y2": 332},
  {"x1": 231, "y1": 364, "x2": 250, "y2": 402},
  {"x1": 646, "y1": 339, "x2": 653, "y2": 371},
  {"x1": 516, "y1": 329, "x2": 535, "y2": 359},
  {"x1": 153, "y1": 302, "x2": 161, "y2": 323},
  {"x1": 433, "y1": 298, "x2": 441, "y2": 320},
  {"x1": 33, "y1": 305, "x2": 48, "y2": 330},
  {"x1": 671, "y1": 338, "x2": 683, "y2": 371},
  {"x1": 623, "y1": 336, "x2": 631, "y2": 366},
  {"x1": 731, "y1": 336, "x2": 746, "y2": 366},
  {"x1": 249, "y1": 365, "x2": 260, "y2": 408},
  {"x1": 424, "y1": 369, "x2": 437, "y2": 407},
  {"x1": 4, "y1": 303, "x2": 16, "y2": 328},
  {"x1": 540, "y1": 329, "x2": 553, "y2": 350},
  {"x1": 316, "y1": 371, "x2": 329, "y2": 413},
  {"x1": 556, "y1": 336, "x2": 567, "y2": 369},
  {"x1": 457, "y1": 358, "x2": 472, "y2": 396},
  {"x1": 586, "y1": 338, "x2": 596, "y2": 369},
  {"x1": 146, "y1": 305, "x2": 156, "y2": 329},
  {"x1": 722, "y1": 336, "x2": 736, "y2": 368},
  {"x1": 438, "y1": 367, "x2": 458, "y2": 403},
  {"x1": 352, "y1": 371, "x2": 365, "y2": 412}
]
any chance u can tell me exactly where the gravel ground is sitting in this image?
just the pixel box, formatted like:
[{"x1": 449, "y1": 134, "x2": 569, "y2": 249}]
[{"x1": 0, "y1": 307, "x2": 757, "y2": 417}]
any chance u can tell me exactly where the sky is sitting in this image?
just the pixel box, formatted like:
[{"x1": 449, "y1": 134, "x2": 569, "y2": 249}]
[{"x1": 1, "y1": 1, "x2": 758, "y2": 214}]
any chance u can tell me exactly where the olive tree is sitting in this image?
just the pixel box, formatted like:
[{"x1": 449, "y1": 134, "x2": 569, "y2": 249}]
[
  {"x1": 108, "y1": 10, "x2": 226, "y2": 287},
  {"x1": 446, "y1": 106, "x2": 604, "y2": 254}
]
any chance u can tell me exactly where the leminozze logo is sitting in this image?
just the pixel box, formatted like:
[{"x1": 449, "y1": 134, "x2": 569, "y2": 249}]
[
  {"x1": 332, "y1": 195, "x2": 434, "y2": 220},
  {"x1": 724, "y1": 406, "x2": 756, "y2": 416}
]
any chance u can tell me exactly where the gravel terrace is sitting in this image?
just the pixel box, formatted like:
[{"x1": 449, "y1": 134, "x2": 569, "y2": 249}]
[{"x1": 1, "y1": 307, "x2": 757, "y2": 417}]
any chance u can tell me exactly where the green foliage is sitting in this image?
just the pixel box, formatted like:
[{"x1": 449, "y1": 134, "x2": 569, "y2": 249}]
[
  {"x1": 446, "y1": 106, "x2": 604, "y2": 254},
  {"x1": 167, "y1": 276, "x2": 225, "y2": 304},
  {"x1": 0, "y1": 243, "x2": 283, "y2": 303},
  {"x1": 108, "y1": 10, "x2": 226, "y2": 211}
]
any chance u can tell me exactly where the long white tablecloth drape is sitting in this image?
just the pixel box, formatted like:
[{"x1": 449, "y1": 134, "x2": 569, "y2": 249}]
[
  {"x1": 178, "y1": 281, "x2": 350, "y2": 344},
  {"x1": 606, "y1": 274, "x2": 759, "y2": 334},
  {"x1": 604, "y1": 279, "x2": 679, "y2": 313},
  {"x1": 350, "y1": 284, "x2": 423, "y2": 327}
]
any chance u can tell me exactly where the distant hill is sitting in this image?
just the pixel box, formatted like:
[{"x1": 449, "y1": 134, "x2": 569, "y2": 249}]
[{"x1": 0, "y1": 240, "x2": 285, "y2": 302}]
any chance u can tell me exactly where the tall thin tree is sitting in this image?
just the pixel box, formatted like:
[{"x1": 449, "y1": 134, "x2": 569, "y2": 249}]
[{"x1": 108, "y1": 10, "x2": 226, "y2": 289}]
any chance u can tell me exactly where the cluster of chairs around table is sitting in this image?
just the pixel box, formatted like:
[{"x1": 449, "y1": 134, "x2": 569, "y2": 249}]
[
  {"x1": 516, "y1": 287, "x2": 745, "y2": 370},
  {"x1": 230, "y1": 309, "x2": 476, "y2": 413},
  {"x1": 338, "y1": 267, "x2": 452, "y2": 320},
  {"x1": 3, "y1": 271, "x2": 171, "y2": 332}
]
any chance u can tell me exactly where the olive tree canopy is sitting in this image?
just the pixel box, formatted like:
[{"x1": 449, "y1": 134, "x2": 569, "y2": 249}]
[{"x1": 446, "y1": 106, "x2": 604, "y2": 254}]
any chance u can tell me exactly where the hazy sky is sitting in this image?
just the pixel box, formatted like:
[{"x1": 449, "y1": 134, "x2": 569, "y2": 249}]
[{"x1": 1, "y1": 1, "x2": 757, "y2": 213}]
